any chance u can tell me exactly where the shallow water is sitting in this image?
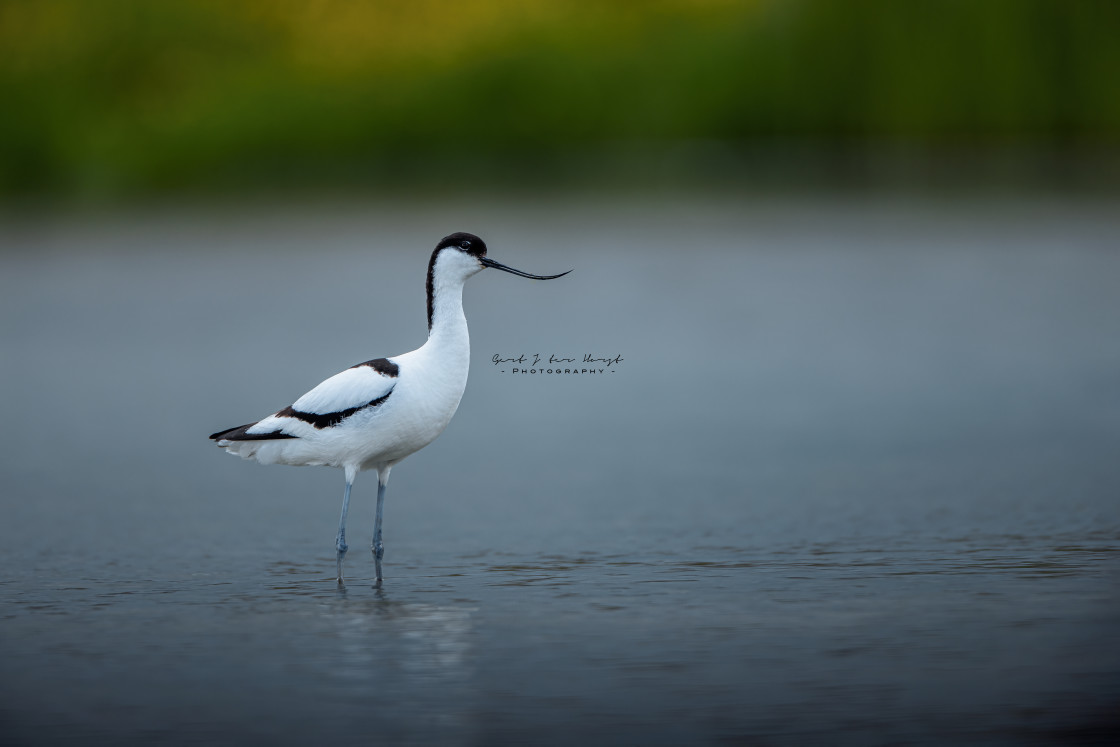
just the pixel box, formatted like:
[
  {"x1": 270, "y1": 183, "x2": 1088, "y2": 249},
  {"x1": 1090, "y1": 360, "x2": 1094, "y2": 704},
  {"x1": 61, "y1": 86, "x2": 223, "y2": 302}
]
[{"x1": 1, "y1": 197, "x2": 1118, "y2": 744}]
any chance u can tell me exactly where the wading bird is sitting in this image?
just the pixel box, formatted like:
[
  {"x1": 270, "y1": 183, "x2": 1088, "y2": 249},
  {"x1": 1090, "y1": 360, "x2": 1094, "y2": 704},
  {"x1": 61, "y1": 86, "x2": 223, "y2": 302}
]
[{"x1": 209, "y1": 233, "x2": 569, "y2": 584}]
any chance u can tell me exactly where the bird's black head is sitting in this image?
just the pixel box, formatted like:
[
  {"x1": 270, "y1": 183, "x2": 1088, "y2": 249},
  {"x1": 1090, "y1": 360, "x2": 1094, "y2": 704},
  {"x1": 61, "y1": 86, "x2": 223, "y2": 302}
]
[
  {"x1": 436, "y1": 232, "x2": 487, "y2": 258},
  {"x1": 424, "y1": 230, "x2": 570, "y2": 333}
]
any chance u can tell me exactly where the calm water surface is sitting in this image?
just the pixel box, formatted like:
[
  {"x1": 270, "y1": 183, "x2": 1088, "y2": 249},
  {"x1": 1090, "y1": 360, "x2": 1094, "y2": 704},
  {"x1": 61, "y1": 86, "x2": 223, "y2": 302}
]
[{"x1": 1, "y1": 197, "x2": 1118, "y2": 744}]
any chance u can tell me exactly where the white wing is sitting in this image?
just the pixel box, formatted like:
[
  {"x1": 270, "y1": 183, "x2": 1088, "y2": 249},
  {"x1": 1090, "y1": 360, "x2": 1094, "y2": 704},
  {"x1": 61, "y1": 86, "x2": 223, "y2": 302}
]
[
  {"x1": 240, "y1": 359, "x2": 398, "y2": 436},
  {"x1": 290, "y1": 363, "x2": 397, "y2": 415},
  {"x1": 211, "y1": 358, "x2": 400, "y2": 443}
]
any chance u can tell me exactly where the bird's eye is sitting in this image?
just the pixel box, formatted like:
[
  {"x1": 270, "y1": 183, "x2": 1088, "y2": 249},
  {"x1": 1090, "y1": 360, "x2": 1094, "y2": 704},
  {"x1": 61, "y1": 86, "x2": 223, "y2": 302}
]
[{"x1": 460, "y1": 240, "x2": 472, "y2": 249}]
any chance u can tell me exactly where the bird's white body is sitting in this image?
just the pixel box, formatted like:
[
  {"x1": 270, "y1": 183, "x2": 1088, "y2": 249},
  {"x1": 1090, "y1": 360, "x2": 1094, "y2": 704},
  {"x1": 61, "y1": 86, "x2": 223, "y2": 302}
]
[
  {"x1": 209, "y1": 234, "x2": 566, "y2": 584},
  {"x1": 221, "y1": 344, "x2": 464, "y2": 473},
  {"x1": 217, "y1": 248, "x2": 476, "y2": 476}
]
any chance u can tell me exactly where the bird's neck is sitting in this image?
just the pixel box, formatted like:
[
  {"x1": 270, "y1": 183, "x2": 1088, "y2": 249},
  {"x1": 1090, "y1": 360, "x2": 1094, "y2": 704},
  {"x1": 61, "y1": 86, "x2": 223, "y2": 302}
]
[{"x1": 426, "y1": 278, "x2": 470, "y2": 354}]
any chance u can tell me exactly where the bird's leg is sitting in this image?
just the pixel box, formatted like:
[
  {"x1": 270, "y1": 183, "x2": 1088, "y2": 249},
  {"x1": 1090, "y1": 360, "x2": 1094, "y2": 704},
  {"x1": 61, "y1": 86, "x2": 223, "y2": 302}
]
[
  {"x1": 335, "y1": 477, "x2": 353, "y2": 584},
  {"x1": 372, "y1": 467, "x2": 391, "y2": 583}
]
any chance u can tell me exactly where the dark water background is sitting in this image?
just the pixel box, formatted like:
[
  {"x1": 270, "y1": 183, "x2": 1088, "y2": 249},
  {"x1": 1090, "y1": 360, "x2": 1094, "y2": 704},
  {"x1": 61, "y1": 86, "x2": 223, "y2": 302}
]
[{"x1": 1, "y1": 197, "x2": 1118, "y2": 744}]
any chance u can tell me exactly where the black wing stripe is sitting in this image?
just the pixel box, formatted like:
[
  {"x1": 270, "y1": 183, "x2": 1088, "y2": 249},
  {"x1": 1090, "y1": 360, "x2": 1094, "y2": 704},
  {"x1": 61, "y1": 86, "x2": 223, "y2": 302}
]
[
  {"x1": 209, "y1": 423, "x2": 299, "y2": 441},
  {"x1": 349, "y1": 357, "x2": 399, "y2": 377},
  {"x1": 275, "y1": 389, "x2": 394, "y2": 430}
]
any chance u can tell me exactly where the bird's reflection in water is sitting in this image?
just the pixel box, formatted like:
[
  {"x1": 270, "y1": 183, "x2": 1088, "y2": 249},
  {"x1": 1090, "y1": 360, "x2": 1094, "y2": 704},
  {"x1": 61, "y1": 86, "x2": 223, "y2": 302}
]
[{"x1": 316, "y1": 585, "x2": 477, "y2": 686}]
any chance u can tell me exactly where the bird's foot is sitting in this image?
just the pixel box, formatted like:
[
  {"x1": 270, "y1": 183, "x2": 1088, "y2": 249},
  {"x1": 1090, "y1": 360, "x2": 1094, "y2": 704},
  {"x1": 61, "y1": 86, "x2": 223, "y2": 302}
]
[{"x1": 336, "y1": 543, "x2": 349, "y2": 585}]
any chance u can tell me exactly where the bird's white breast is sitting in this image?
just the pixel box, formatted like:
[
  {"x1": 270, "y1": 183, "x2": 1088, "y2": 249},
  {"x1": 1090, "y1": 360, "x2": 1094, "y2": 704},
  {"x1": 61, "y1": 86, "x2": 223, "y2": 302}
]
[{"x1": 363, "y1": 340, "x2": 470, "y2": 468}]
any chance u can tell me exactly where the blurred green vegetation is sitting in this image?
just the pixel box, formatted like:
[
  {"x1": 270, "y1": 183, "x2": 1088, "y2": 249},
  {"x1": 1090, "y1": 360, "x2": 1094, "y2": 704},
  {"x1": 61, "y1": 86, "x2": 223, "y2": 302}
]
[{"x1": 1, "y1": 0, "x2": 1118, "y2": 199}]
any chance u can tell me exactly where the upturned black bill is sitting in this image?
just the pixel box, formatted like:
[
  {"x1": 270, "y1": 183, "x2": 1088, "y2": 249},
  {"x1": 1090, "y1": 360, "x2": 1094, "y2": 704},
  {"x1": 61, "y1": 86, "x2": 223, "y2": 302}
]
[{"x1": 480, "y1": 256, "x2": 571, "y2": 280}]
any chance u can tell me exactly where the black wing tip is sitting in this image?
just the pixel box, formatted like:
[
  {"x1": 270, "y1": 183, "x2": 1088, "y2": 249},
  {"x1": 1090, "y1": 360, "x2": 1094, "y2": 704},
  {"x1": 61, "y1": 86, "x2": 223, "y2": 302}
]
[
  {"x1": 210, "y1": 424, "x2": 249, "y2": 440},
  {"x1": 209, "y1": 423, "x2": 298, "y2": 441}
]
